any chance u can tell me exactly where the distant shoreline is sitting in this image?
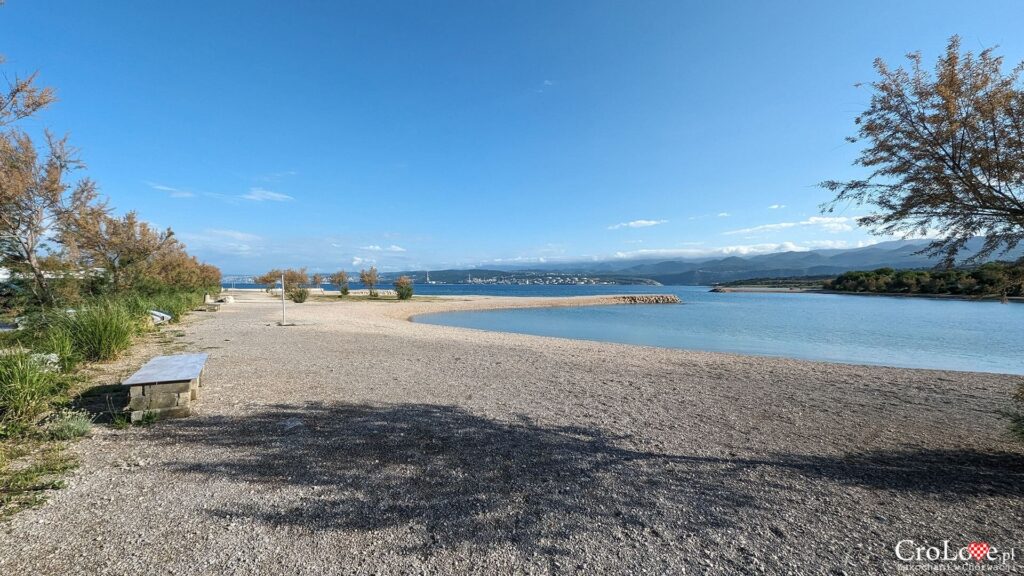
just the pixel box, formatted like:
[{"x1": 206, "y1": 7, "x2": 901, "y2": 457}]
[{"x1": 711, "y1": 285, "x2": 1024, "y2": 302}]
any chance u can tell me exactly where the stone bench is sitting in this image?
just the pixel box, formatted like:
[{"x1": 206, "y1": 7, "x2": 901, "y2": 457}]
[{"x1": 122, "y1": 353, "x2": 208, "y2": 423}]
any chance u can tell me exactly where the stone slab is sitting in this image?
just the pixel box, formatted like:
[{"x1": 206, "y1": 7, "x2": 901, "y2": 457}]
[{"x1": 123, "y1": 353, "x2": 208, "y2": 386}]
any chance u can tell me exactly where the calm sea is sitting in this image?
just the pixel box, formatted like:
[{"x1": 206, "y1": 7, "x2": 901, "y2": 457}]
[{"x1": 400, "y1": 285, "x2": 1024, "y2": 375}]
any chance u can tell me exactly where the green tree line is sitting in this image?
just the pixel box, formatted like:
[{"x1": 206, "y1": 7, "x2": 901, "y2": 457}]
[{"x1": 824, "y1": 263, "x2": 1023, "y2": 299}]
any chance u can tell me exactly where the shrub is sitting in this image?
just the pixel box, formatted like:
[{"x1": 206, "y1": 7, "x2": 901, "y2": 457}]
[
  {"x1": 0, "y1": 353, "x2": 62, "y2": 433},
  {"x1": 55, "y1": 302, "x2": 136, "y2": 361},
  {"x1": 289, "y1": 288, "x2": 310, "y2": 303},
  {"x1": 394, "y1": 276, "x2": 414, "y2": 300},
  {"x1": 46, "y1": 409, "x2": 92, "y2": 440},
  {"x1": 330, "y1": 271, "x2": 349, "y2": 298}
]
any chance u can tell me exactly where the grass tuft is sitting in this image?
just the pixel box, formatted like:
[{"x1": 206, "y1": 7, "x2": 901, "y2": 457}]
[
  {"x1": 0, "y1": 353, "x2": 66, "y2": 435},
  {"x1": 53, "y1": 302, "x2": 137, "y2": 361},
  {"x1": 0, "y1": 443, "x2": 78, "y2": 519}
]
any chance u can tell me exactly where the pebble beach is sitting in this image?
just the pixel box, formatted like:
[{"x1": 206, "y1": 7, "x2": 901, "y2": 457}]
[{"x1": 1, "y1": 290, "x2": 1022, "y2": 574}]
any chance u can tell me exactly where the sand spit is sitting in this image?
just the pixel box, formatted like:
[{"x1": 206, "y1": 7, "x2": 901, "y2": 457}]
[{"x1": 0, "y1": 291, "x2": 1021, "y2": 575}]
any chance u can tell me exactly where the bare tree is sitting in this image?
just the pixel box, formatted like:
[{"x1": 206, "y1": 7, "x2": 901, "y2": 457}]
[{"x1": 822, "y1": 36, "x2": 1024, "y2": 267}]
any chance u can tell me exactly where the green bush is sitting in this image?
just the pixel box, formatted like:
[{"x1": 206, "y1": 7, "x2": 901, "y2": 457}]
[
  {"x1": 0, "y1": 353, "x2": 63, "y2": 434},
  {"x1": 288, "y1": 288, "x2": 310, "y2": 303},
  {"x1": 46, "y1": 409, "x2": 92, "y2": 440},
  {"x1": 394, "y1": 276, "x2": 414, "y2": 300},
  {"x1": 55, "y1": 302, "x2": 136, "y2": 361}
]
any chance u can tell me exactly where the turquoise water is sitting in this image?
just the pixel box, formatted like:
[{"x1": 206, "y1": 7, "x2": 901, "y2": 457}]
[{"x1": 415, "y1": 286, "x2": 1024, "y2": 374}]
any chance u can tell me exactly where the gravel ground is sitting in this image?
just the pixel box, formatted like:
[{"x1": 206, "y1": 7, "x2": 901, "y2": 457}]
[{"x1": 1, "y1": 291, "x2": 1022, "y2": 575}]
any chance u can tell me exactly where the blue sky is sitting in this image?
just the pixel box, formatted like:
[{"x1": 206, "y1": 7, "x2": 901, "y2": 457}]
[{"x1": 2, "y1": 1, "x2": 1023, "y2": 273}]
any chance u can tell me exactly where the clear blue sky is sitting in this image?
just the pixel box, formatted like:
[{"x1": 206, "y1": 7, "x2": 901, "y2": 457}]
[{"x1": 2, "y1": 1, "x2": 1022, "y2": 273}]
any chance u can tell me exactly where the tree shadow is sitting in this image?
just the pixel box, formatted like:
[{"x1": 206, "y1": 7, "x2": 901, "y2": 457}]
[{"x1": 155, "y1": 403, "x2": 1024, "y2": 558}]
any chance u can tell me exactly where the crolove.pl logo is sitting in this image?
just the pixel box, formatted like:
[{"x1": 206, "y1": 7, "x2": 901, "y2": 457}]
[{"x1": 896, "y1": 540, "x2": 1017, "y2": 571}]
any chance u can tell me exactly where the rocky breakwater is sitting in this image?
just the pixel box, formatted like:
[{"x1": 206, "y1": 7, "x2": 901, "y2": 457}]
[{"x1": 608, "y1": 294, "x2": 681, "y2": 304}]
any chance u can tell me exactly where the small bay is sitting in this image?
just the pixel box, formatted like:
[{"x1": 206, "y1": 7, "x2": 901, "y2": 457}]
[{"x1": 412, "y1": 285, "x2": 1024, "y2": 375}]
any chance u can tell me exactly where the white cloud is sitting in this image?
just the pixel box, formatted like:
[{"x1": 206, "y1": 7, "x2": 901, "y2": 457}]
[
  {"x1": 240, "y1": 187, "x2": 294, "y2": 202},
  {"x1": 612, "y1": 241, "x2": 825, "y2": 259},
  {"x1": 146, "y1": 181, "x2": 195, "y2": 198},
  {"x1": 351, "y1": 256, "x2": 376, "y2": 267},
  {"x1": 206, "y1": 229, "x2": 262, "y2": 242},
  {"x1": 177, "y1": 229, "x2": 264, "y2": 258},
  {"x1": 717, "y1": 212, "x2": 730, "y2": 217},
  {"x1": 607, "y1": 219, "x2": 668, "y2": 230},
  {"x1": 360, "y1": 244, "x2": 406, "y2": 252},
  {"x1": 724, "y1": 216, "x2": 855, "y2": 236},
  {"x1": 768, "y1": 204, "x2": 786, "y2": 209}
]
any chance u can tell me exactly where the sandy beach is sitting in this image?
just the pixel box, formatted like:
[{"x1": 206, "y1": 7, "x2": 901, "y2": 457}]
[{"x1": 1, "y1": 290, "x2": 1022, "y2": 574}]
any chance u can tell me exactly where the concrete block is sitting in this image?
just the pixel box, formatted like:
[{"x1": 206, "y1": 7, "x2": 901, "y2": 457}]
[
  {"x1": 146, "y1": 392, "x2": 179, "y2": 410},
  {"x1": 146, "y1": 381, "x2": 192, "y2": 394},
  {"x1": 127, "y1": 396, "x2": 148, "y2": 411}
]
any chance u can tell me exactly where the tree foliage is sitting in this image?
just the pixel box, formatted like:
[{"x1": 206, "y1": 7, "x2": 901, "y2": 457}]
[
  {"x1": 822, "y1": 36, "x2": 1024, "y2": 266},
  {"x1": 393, "y1": 275, "x2": 413, "y2": 300},
  {"x1": 329, "y1": 270, "x2": 349, "y2": 296},
  {"x1": 0, "y1": 131, "x2": 102, "y2": 304},
  {"x1": 0, "y1": 71, "x2": 56, "y2": 129},
  {"x1": 255, "y1": 268, "x2": 308, "y2": 292},
  {"x1": 359, "y1": 266, "x2": 379, "y2": 297},
  {"x1": 67, "y1": 210, "x2": 174, "y2": 291},
  {"x1": 825, "y1": 263, "x2": 1023, "y2": 300}
]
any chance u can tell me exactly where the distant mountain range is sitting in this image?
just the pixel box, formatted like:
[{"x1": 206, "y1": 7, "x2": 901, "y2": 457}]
[{"x1": 393, "y1": 238, "x2": 1024, "y2": 286}]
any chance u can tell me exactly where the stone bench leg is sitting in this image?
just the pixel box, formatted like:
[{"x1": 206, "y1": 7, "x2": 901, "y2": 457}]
[{"x1": 126, "y1": 379, "x2": 197, "y2": 423}]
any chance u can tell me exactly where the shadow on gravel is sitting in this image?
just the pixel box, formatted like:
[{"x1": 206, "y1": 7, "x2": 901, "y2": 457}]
[
  {"x1": 157, "y1": 403, "x2": 1024, "y2": 556},
  {"x1": 772, "y1": 448, "x2": 1024, "y2": 496},
  {"x1": 160, "y1": 403, "x2": 755, "y2": 555}
]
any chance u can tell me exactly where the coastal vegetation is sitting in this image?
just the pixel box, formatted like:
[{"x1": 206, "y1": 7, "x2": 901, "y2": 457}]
[
  {"x1": 823, "y1": 36, "x2": 1024, "y2": 439},
  {"x1": 394, "y1": 276, "x2": 413, "y2": 300},
  {"x1": 330, "y1": 271, "x2": 349, "y2": 297},
  {"x1": 824, "y1": 264, "x2": 1024, "y2": 299},
  {"x1": 359, "y1": 267, "x2": 379, "y2": 298},
  {"x1": 0, "y1": 31, "x2": 220, "y2": 516}
]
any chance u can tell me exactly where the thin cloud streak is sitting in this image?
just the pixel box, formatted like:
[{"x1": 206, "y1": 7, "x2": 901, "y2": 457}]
[
  {"x1": 240, "y1": 187, "x2": 294, "y2": 202},
  {"x1": 607, "y1": 219, "x2": 668, "y2": 230},
  {"x1": 723, "y1": 216, "x2": 855, "y2": 235}
]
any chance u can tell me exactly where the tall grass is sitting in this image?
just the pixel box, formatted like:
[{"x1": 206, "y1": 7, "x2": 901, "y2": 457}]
[
  {"x1": 42, "y1": 328, "x2": 80, "y2": 372},
  {"x1": 0, "y1": 353, "x2": 65, "y2": 434},
  {"x1": 121, "y1": 290, "x2": 205, "y2": 322},
  {"x1": 53, "y1": 302, "x2": 137, "y2": 361}
]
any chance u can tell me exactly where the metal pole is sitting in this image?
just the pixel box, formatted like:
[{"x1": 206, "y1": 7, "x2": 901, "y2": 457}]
[{"x1": 281, "y1": 272, "x2": 286, "y2": 325}]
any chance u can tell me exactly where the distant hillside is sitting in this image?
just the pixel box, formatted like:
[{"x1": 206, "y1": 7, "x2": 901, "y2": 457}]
[{"x1": 392, "y1": 238, "x2": 1023, "y2": 286}]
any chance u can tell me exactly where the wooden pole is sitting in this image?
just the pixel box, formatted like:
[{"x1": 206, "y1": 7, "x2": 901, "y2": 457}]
[{"x1": 280, "y1": 272, "x2": 286, "y2": 325}]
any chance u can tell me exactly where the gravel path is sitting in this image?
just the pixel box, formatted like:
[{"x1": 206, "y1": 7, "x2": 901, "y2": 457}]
[{"x1": 2, "y1": 292, "x2": 1022, "y2": 575}]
